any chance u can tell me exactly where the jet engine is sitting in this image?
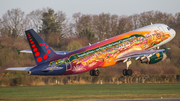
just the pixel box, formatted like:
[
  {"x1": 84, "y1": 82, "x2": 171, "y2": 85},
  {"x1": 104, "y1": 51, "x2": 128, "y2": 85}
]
[
  {"x1": 28, "y1": 71, "x2": 31, "y2": 75},
  {"x1": 140, "y1": 52, "x2": 167, "y2": 64}
]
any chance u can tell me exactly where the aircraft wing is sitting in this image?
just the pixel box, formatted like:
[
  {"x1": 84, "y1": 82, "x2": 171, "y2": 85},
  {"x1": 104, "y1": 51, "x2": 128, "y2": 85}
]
[
  {"x1": 6, "y1": 67, "x2": 34, "y2": 71},
  {"x1": 17, "y1": 50, "x2": 72, "y2": 55},
  {"x1": 115, "y1": 48, "x2": 168, "y2": 62}
]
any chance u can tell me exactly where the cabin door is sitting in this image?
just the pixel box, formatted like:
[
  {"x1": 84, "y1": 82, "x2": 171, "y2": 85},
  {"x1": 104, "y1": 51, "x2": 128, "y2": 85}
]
[{"x1": 64, "y1": 57, "x2": 72, "y2": 71}]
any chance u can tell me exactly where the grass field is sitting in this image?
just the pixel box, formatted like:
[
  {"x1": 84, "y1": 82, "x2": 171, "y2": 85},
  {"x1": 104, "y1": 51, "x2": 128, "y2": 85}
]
[{"x1": 0, "y1": 83, "x2": 180, "y2": 101}]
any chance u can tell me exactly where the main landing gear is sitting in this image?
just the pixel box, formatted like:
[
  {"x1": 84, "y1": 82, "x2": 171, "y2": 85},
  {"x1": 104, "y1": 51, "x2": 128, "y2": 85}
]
[
  {"x1": 123, "y1": 69, "x2": 132, "y2": 76},
  {"x1": 89, "y1": 59, "x2": 133, "y2": 76},
  {"x1": 122, "y1": 59, "x2": 133, "y2": 76},
  {"x1": 90, "y1": 69, "x2": 100, "y2": 76}
]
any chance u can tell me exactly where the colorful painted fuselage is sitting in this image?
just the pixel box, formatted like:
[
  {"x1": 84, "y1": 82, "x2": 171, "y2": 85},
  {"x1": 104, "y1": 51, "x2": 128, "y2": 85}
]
[{"x1": 40, "y1": 24, "x2": 173, "y2": 75}]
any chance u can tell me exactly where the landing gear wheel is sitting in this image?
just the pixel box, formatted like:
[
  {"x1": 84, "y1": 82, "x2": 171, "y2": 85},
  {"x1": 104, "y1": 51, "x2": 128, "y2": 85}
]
[
  {"x1": 90, "y1": 69, "x2": 100, "y2": 76},
  {"x1": 122, "y1": 69, "x2": 132, "y2": 76},
  {"x1": 123, "y1": 69, "x2": 127, "y2": 76},
  {"x1": 127, "y1": 69, "x2": 132, "y2": 76},
  {"x1": 94, "y1": 70, "x2": 99, "y2": 76},
  {"x1": 90, "y1": 70, "x2": 94, "y2": 76}
]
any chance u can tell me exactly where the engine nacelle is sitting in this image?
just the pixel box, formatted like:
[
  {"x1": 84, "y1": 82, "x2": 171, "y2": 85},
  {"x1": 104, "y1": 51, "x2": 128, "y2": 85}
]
[
  {"x1": 140, "y1": 52, "x2": 164, "y2": 64},
  {"x1": 28, "y1": 71, "x2": 31, "y2": 75}
]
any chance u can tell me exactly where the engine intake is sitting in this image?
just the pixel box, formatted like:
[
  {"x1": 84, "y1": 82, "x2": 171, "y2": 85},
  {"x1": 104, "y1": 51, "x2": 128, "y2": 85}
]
[{"x1": 140, "y1": 57, "x2": 150, "y2": 64}]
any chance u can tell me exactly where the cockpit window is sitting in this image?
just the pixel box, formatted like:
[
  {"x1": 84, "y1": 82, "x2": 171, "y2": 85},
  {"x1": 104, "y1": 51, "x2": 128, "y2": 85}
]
[{"x1": 167, "y1": 27, "x2": 171, "y2": 30}]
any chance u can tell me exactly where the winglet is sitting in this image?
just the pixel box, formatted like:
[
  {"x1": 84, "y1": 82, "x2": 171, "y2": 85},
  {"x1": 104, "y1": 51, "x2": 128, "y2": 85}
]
[{"x1": 164, "y1": 48, "x2": 170, "y2": 53}]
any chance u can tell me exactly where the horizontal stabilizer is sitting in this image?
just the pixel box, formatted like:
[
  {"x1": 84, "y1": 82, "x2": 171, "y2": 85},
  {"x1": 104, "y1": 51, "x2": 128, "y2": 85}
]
[
  {"x1": 17, "y1": 50, "x2": 72, "y2": 55},
  {"x1": 6, "y1": 67, "x2": 34, "y2": 71},
  {"x1": 18, "y1": 50, "x2": 33, "y2": 54}
]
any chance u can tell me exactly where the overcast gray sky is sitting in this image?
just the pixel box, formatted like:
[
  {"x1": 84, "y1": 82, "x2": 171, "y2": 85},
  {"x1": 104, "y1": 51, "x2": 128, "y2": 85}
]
[{"x1": 0, "y1": 0, "x2": 180, "y2": 19}]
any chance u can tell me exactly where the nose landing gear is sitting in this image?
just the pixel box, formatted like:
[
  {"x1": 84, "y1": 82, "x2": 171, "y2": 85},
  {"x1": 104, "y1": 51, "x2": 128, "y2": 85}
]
[{"x1": 123, "y1": 59, "x2": 133, "y2": 76}]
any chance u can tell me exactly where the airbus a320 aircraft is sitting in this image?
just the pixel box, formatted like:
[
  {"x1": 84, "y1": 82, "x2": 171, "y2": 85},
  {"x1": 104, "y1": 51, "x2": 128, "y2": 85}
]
[{"x1": 6, "y1": 24, "x2": 176, "y2": 76}]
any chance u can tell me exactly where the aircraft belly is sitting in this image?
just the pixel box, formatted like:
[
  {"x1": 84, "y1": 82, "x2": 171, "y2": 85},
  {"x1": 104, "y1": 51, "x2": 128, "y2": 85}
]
[
  {"x1": 101, "y1": 61, "x2": 117, "y2": 67},
  {"x1": 31, "y1": 68, "x2": 66, "y2": 75},
  {"x1": 30, "y1": 63, "x2": 66, "y2": 75}
]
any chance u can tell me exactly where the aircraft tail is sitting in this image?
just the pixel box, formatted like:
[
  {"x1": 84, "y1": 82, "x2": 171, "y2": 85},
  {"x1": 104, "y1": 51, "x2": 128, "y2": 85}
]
[{"x1": 25, "y1": 29, "x2": 57, "y2": 65}]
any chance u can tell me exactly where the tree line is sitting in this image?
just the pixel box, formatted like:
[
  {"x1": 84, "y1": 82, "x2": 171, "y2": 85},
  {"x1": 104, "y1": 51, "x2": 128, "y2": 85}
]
[
  {"x1": 1, "y1": 74, "x2": 180, "y2": 86},
  {"x1": 0, "y1": 8, "x2": 180, "y2": 78}
]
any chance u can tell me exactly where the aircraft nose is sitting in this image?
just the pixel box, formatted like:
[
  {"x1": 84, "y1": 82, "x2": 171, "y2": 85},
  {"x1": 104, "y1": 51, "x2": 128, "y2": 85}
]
[{"x1": 170, "y1": 29, "x2": 176, "y2": 39}]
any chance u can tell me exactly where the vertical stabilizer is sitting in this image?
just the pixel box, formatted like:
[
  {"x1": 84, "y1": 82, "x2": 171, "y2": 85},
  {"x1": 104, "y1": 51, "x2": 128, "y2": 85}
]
[{"x1": 25, "y1": 29, "x2": 57, "y2": 65}]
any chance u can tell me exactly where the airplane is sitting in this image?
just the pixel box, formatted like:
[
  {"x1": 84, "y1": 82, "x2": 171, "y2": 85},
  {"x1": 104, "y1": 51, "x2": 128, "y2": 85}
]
[{"x1": 6, "y1": 23, "x2": 176, "y2": 76}]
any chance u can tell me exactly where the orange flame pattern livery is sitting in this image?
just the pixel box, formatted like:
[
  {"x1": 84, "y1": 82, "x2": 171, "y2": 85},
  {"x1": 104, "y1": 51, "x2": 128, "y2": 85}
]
[{"x1": 49, "y1": 29, "x2": 171, "y2": 74}]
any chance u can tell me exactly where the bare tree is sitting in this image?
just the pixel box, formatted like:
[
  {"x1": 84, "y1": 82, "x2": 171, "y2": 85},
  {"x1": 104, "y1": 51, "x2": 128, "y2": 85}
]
[
  {"x1": 72, "y1": 12, "x2": 82, "y2": 34},
  {"x1": 138, "y1": 11, "x2": 175, "y2": 27},
  {"x1": 174, "y1": 12, "x2": 180, "y2": 28},
  {"x1": 0, "y1": 19, "x2": 2, "y2": 36},
  {"x1": 56, "y1": 11, "x2": 69, "y2": 38},
  {"x1": 72, "y1": 13, "x2": 94, "y2": 36},
  {"x1": 107, "y1": 14, "x2": 119, "y2": 37},
  {"x1": 117, "y1": 16, "x2": 129, "y2": 35},
  {"x1": 93, "y1": 13, "x2": 111, "y2": 41},
  {"x1": 25, "y1": 9, "x2": 43, "y2": 33},
  {"x1": 1, "y1": 8, "x2": 25, "y2": 38},
  {"x1": 130, "y1": 14, "x2": 141, "y2": 29}
]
